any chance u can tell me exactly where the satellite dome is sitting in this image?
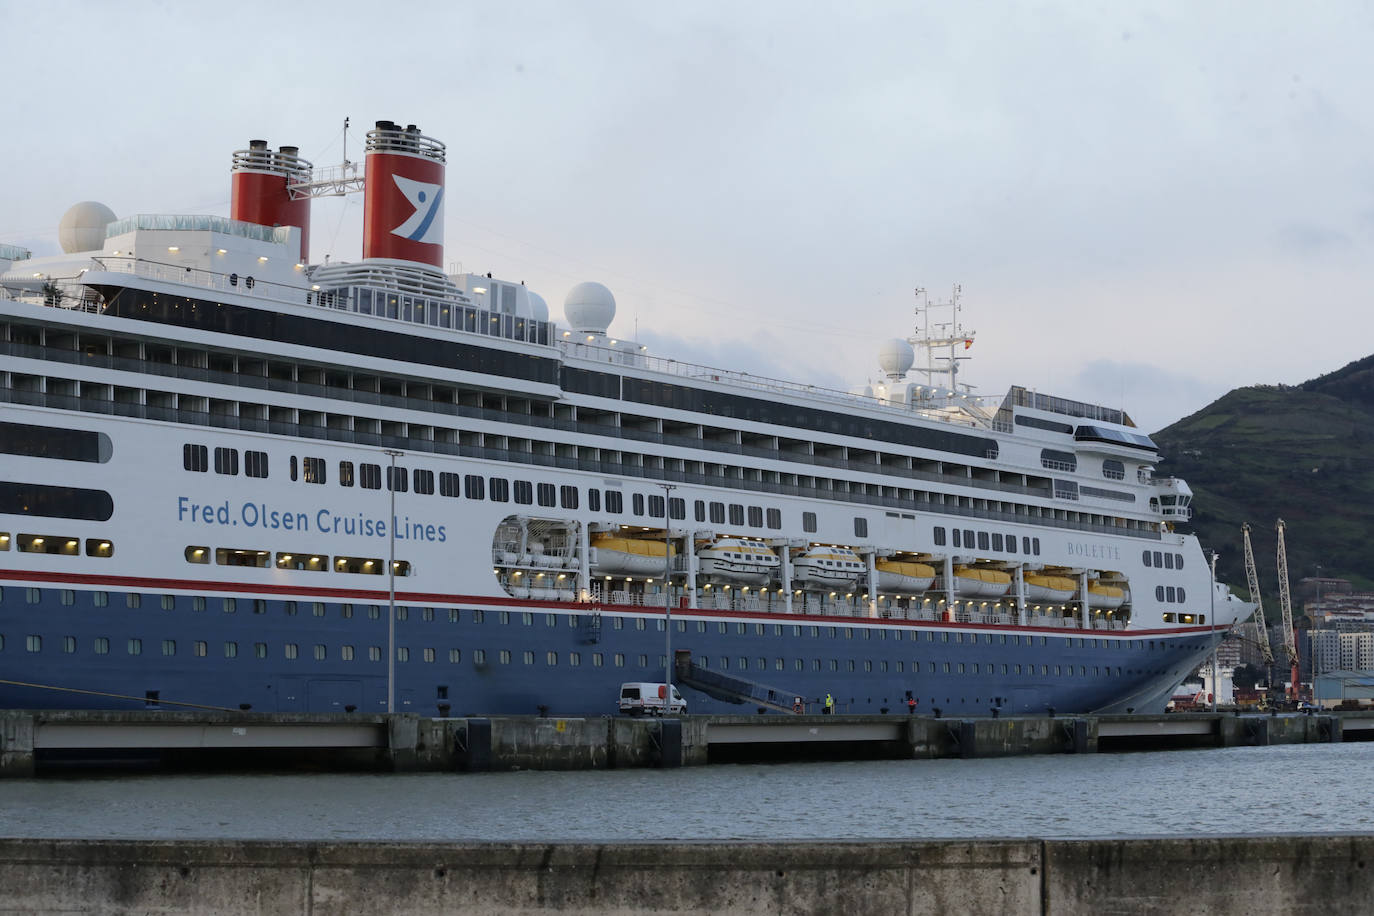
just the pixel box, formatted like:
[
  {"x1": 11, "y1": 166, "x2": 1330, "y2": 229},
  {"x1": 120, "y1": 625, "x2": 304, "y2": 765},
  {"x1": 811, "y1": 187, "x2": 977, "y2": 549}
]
[
  {"x1": 527, "y1": 290, "x2": 550, "y2": 323},
  {"x1": 878, "y1": 338, "x2": 915, "y2": 380},
  {"x1": 58, "y1": 201, "x2": 117, "y2": 253},
  {"x1": 564, "y1": 281, "x2": 616, "y2": 335}
]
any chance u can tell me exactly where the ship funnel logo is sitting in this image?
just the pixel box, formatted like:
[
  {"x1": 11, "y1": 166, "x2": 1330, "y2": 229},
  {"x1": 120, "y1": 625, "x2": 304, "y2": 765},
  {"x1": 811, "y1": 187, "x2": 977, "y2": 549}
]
[{"x1": 389, "y1": 174, "x2": 444, "y2": 245}]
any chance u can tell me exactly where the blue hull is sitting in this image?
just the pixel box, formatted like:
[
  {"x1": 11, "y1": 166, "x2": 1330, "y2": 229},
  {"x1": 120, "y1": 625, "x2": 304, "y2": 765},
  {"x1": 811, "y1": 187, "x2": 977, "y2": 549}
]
[{"x1": 0, "y1": 584, "x2": 1220, "y2": 717}]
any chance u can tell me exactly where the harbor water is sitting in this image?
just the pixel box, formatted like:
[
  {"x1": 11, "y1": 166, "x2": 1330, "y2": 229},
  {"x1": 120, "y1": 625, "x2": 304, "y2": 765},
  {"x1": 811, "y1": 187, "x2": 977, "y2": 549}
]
[{"x1": 2, "y1": 742, "x2": 1371, "y2": 841}]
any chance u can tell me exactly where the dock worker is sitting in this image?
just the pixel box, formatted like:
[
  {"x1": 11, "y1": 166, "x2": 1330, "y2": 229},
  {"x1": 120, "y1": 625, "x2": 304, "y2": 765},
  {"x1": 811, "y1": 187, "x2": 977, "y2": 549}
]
[
  {"x1": 824, "y1": 693, "x2": 834, "y2": 714},
  {"x1": 907, "y1": 695, "x2": 917, "y2": 715},
  {"x1": 793, "y1": 696, "x2": 804, "y2": 714}
]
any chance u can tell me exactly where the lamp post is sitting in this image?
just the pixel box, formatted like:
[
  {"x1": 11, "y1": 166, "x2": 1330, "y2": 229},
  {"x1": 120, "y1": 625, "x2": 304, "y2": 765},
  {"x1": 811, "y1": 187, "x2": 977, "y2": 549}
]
[
  {"x1": 660, "y1": 483, "x2": 676, "y2": 713},
  {"x1": 1209, "y1": 551, "x2": 1218, "y2": 713},
  {"x1": 384, "y1": 448, "x2": 404, "y2": 714}
]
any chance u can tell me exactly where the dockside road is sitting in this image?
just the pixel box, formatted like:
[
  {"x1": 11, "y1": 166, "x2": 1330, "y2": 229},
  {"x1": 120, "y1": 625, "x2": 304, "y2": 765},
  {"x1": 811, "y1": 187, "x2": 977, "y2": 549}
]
[{"x1": 3, "y1": 708, "x2": 1370, "y2": 776}]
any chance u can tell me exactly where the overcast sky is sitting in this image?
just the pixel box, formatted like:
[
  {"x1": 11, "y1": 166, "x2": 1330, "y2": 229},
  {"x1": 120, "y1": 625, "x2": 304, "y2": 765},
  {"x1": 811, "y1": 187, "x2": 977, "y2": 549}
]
[{"x1": 6, "y1": 1, "x2": 1372, "y2": 433}]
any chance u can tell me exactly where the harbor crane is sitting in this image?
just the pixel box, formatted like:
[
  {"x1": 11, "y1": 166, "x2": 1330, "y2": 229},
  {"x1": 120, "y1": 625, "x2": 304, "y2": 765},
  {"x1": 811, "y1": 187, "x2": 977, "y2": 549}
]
[
  {"x1": 1241, "y1": 524, "x2": 1275, "y2": 668},
  {"x1": 1275, "y1": 519, "x2": 1301, "y2": 700}
]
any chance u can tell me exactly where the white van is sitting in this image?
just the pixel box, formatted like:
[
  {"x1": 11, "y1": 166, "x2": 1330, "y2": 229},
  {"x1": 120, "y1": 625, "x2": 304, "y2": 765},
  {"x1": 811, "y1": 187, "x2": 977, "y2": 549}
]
[{"x1": 619, "y1": 682, "x2": 687, "y2": 716}]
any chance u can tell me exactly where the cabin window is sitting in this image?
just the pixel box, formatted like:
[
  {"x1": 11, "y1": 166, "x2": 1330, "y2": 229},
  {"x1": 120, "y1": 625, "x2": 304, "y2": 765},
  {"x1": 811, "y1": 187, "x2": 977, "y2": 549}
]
[
  {"x1": 855, "y1": 517, "x2": 869, "y2": 538},
  {"x1": 183, "y1": 444, "x2": 208, "y2": 472},
  {"x1": 245, "y1": 450, "x2": 269, "y2": 478},
  {"x1": 537, "y1": 483, "x2": 556, "y2": 507},
  {"x1": 648, "y1": 495, "x2": 665, "y2": 518},
  {"x1": 513, "y1": 480, "x2": 533, "y2": 505},
  {"x1": 464, "y1": 474, "x2": 485, "y2": 500},
  {"x1": 384, "y1": 465, "x2": 405, "y2": 492},
  {"x1": 360, "y1": 463, "x2": 382, "y2": 489},
  {"x1": 488, "y1": 478, "x2": 509, "y2": 502},
  {"x1": 414, "y1": 469, "x2": 435, "y2": 495},
  {"x1": 694, "y1": 500, "x2": 706, "y2": 522},
  {"x1": 729, "y1": 504, "x2": 744, "y2": 526},
  {"x1": 748, "y1": 506, "x2": 763, "y2": 528},
  {"x1": 632, "y1": 493, "x2": 646, "y2": 516},
  {"x1": 934, "y1": 527, "x2": 946, "y2": 546},
  {"x1": 803, "y1": 512, "x2": 817, "y2": 533},
  {"x1": 709, "y1": 502, "x2": 725, "y2": 524},
  {"x1": 439, "y1": 472, "x2": 461, "y2": 497},
  {"x1": 560, "y1": 485, "x2": 579, "y2": 509},
  {"x1": 213, "y1": 447, "x2": 238, "y2": 475}
]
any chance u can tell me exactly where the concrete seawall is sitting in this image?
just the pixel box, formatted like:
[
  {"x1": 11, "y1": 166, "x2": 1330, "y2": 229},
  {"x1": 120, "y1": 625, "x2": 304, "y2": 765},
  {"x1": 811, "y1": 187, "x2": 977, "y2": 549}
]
[{"x1": 1, "y1": 836, "x2": 1370, "y2": 915}]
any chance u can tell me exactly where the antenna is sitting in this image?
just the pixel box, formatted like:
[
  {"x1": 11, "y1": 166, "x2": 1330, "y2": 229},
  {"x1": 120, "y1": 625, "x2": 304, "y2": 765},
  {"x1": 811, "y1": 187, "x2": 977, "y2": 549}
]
[{"x1": 907, "y1": 284, "x2": 976, "y2": 395}]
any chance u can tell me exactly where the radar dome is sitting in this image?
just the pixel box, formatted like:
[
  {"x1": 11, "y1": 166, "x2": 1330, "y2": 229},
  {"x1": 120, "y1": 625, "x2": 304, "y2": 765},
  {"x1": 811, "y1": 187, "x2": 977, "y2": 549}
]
[
  {"x1": 58, "y1": 201, "x2": 117, "y2": 253},
  {"x1": 878, "y1": 338, "x2": 915, "y2": 380},
  {"x1": 564, "y1": 281, "x2": 616, "y2": 335},
  {"x1": 527, "y1": 290, "x2": 550, "y2": 322}
]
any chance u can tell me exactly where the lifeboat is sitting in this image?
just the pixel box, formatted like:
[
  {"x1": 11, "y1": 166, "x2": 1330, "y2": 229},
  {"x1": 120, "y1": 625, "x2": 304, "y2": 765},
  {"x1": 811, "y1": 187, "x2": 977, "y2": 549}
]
[
  {"x1": 1087, "y1": 582, "x2": 1126, "y2": 610},
  {"x1": 874, "y1": 559, "x2": 936, "y2": 593},
  {"x1": 589, "y1": 535, "x2": 674, "y2": 577},
  {"x1": 697, "y1": 537, "x2": 779, "y2": 585},
  {"x1": 1023, "y1": 573, "x2": 1077, "y2": 602},
  {"x1": 792, "y1": 546, "x2": 865, "y2": 587},
  {"x1": 942, "y1": 566, "x2": 1012, "y2": 598}
]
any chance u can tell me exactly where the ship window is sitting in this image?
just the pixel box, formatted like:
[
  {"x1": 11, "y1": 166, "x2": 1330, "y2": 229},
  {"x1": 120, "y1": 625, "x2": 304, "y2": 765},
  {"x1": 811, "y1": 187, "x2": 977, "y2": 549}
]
[
  {"x1": 275, "y1": 552, "x2": 327, "y2": 572},
  {"x1": 385, "y1": 465, "x2": 405, "y2": 492},
  {"x1": 1023, "y1": 537, "x2": 1032, "y2": 554},
  {"x1": 290, "y1": 455, "x2": 297, "y2": 480},
  {"x1": 855, "y1": 518, "x2": 869, "y2": 538},
  {"x1": 370, "y1": 646, "x2": 383, "y2": 661},
  {"x1": 184, "y1": 545, "x2": 210, "y2": 564},
  {"x1": 183, "y1": 444, "x2": 208, "y2": 472},
  {"x1": 513, "y1": 480, "x2": 533, "y2": 505},
  {"x1": 1163, "y1": 613, "x2": 1175, "y2": 623},
  {"x1": 339, "y1": 461, "x2": 355, "y2": 487},
  {"x1": 803, "y1": 512, "x2": 817, "y2": 533},
  {"x1": 284, "y1": 643, "x2": 299, "y2": 660},
  {"x1": 440, "y1": 472, "x2": 461, "y2": 498},
  {"x1": 748, "y1": 506, "x2": 763, "y2": 528},
  {"x1": 1032, "y1": 538, "x2": 1041, "y2": 556},
  {"x1": 161, "y1": 639, "x2": 175, "y2": 656},
  {"x1": 991, "y1": 533, "x2": 1003, "y2": 551},
  {"x1": 414, "y1": 469, "x2": 435, "y2": 495},
  {"x1": 546, "y1": 651, "x2": 557, "y2": 666},
  {"x1": 648, "y1": 495, "x2": 665, "y2": 518},
  {"x1": 127, "y1": 638, "x2": 142, "y2": 656},
  {"x1": 398, "y1": 647, "x2": 411, "y2": 662},
  {"x1": 589, "y1": 489, "x2": 602, "y2": 512},
  {"x1": 605, "y1": 491, "x2": 623, "y2": 514},
  {"x1": 17, "y1": 533, "x2": 80, "y2": 555},
  {"x1": 1152, "y1": 550, "x2": 1163, "y2": 567},
  {"x1": 213, "y1": 447, "x2": 239, "y2": 476},
  {"x1": 1156, "y1": 586, "x2": 1166, "y2": 601},
  {"x1": 353, "y1": 463, "x2": 377, "y2": 489},
  {"x1": 934, "y1": 527, "x2": 946, "y2": 546},
  {"x1": 245, "y1": 450, "x2": 269, "y2": 478},
  {"x1": 1005, "y1": 533, "x2": 1017, "y2": 554},
  {"x1": 670, "y1": 497, "x2": 686, "y2": 520},
  {"x1": 314, "y1": 645, "x2": 327, "y2": 661},
  {"x1": 333, "y1": 555, "x2": 383, "y2": 575},
  {"x1": 1103, "y1": 459, "x2": 1125, "y2": 480},
  {"x1": 1040, "y1": 449, "x2": 1077, "y2": 472},
  {"x1": 729, "y1": 504, "x2": 744, "y2": 526},
  {"x1": 1163, "y1": 552, "x2": 1174, "y2": 569},
  {"x1": 94, "y1": 592, "x2": 109, "y2": 607},
  {"x1": 1166, "y1": 586, "x2": 1176, "y2": 602},
  {"x1": 694, "y1": 500, "x2": 706, "y2": 522},
  {"x1": 160, "y1": 594, "x2": 175, "y2": 611},
  {"x1": 1179, "y1": 587, "x2": 1186, "y2": 602},
  {"x1": 561, "y1": 485, "x2": 580, "y2": 509},
  {"x1": 709, "y1": 502, "x2": 725, "y2": 524},
  {"x1": 964, "y1": 529, "x2": 975, "y2": 546},
  {"x1": 977, "y1": 532, "x2": 990, "y2": 550},
  {"x1": 1142, "y1": 550, "x2": 1152, "y2": 567},
  {"x1": 633, "y1": 493, "x2": 646, "y2": 516},
  {"x1": 1175, "y1": 554, "x2": 1184, "y2": 570},
  {"x1": 464, "y1": 474, "x2": 484, "y2": 500},
  {"x1": 488, "y1": 478, "x2": 509, "y2": 502}
]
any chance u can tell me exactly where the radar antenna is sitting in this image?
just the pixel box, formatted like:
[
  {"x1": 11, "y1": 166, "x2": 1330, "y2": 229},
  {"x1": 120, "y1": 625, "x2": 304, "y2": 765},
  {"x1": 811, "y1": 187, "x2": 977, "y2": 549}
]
[
  {"x1": 1275, "y1": 519, "x2": 1301, "y2": 700},
  {"x1": 908, "y1": 284, "x2": 976, "y2": 395},
  {"x1": 1241, "y1": 524, "x2": 1274, "y2": 667}
]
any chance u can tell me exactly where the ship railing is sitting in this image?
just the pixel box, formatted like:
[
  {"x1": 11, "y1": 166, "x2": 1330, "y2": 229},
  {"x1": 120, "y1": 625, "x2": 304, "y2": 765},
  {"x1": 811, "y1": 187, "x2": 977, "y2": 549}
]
[
  {"x1": 560, "y1": 340, "x2": 1000, "y2": 431},
  {"x1": 91, "y1": 256, "x2": 317, "y2": 308}
]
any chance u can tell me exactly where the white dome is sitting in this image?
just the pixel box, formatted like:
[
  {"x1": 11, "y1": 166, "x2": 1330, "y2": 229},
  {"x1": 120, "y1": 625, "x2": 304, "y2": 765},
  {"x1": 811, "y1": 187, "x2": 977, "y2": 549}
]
[
  {"x1": 58, "y1": 201, "x2": 116, "y2": 254},
  {"x1": 563, "y1": 281, "x2": 616, "y2": 335},
  {"x1": 527, "y1": 290, "x2": 550, "y2": 322},
  {"x1": 878, "y1": 338, "x2": 915, "y2": 380}
]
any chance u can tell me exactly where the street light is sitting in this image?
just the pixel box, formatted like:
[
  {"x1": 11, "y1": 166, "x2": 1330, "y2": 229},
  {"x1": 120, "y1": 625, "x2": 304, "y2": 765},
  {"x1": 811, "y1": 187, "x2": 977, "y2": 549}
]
[
  {"x1": 1209, "y1": 551, "x2": 1218, "y2": 713},
  {"x1": 660, "y1": 483, "x2": 676, "y2": 714},
  {"x1": 384, "y1": 448, "x2": 404, "y2": 714}
]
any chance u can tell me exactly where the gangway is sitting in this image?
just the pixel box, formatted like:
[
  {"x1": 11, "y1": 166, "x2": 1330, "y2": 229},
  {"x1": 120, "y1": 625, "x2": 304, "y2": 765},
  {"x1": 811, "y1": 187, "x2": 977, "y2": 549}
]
[{"x1": 674, "y1": 652, "x2": 803, "y2": 714}]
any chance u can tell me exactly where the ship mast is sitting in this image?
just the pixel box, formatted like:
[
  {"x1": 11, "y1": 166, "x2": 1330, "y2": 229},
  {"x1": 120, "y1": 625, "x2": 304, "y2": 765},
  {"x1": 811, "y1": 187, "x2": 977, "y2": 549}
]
[{"x1": 908, "y1": 285, "x2": 975, "y2": 395}]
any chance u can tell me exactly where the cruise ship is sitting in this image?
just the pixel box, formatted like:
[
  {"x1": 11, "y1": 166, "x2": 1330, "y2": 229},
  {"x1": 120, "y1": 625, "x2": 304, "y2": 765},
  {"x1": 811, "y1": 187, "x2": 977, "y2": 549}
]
[{"x1": 0, "y1": 120, "x2": 1252, "y2": 717}]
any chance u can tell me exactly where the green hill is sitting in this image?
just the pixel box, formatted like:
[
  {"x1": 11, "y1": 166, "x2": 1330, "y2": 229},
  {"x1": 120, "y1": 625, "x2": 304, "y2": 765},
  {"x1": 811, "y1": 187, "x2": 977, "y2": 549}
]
[{"x1": 1152, "y1": 354, "x2": 1374, "y2": 593}]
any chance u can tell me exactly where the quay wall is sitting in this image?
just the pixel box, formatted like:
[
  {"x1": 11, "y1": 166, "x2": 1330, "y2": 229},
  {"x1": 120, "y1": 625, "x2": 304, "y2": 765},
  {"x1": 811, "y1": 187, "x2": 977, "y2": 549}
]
[{"x1": 1, "y1": 836, "x2": 1370, "y2": 915}]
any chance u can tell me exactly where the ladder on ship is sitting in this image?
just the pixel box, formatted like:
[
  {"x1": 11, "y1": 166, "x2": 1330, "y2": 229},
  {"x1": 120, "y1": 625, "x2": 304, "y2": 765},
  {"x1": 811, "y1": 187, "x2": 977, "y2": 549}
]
[{"x1": 673, "y1": 652, "x2": 803, "y2": 714}]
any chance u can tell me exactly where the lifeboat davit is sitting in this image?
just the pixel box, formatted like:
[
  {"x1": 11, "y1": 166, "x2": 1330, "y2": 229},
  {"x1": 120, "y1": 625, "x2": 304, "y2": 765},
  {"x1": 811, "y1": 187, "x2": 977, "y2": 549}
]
[
  {"x1": 589, "y1": 535, "x2": 674, "y2": 577},
  {"x1": 1024, "y1": 573, "x2": 1077, "y2": 603},
  {"x1": 944, "y1": 566, "x2": 1012, "y2": 598},
  {"x1": 697, "y1": 537, "x2": 779, "y2": 585},
  {"x1": 792, "y1": 546, "x2": 865, "y2": 587},
  {"x1": 874, "y1": 559, "x2": 936, "y2": 593},
  {"x1": 1087, "y1": 582, "x2": 1126, "y2": 609}
]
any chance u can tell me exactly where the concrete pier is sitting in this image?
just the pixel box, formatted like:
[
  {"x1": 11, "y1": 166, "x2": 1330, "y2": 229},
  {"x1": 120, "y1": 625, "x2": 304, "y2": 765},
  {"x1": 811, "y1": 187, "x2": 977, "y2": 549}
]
[
  {"x1": 2, "y1": 709, "x2": 1370, "y2": 776},
  {"x1": 0, "y1": 836, "x2": 1369, "y2": 915}
]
